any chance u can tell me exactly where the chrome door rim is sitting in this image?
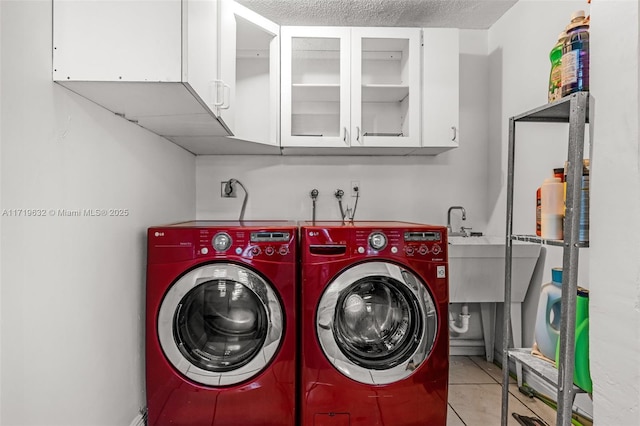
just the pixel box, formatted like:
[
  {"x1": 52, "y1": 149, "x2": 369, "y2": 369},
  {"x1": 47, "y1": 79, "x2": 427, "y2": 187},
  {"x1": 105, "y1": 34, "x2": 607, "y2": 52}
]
[
  {"x1": 158, "y1": 263, "x2": 283, "y2": 386},
  {"x1": 316, "y1": 261, "x2": 437, "y2": 385}
]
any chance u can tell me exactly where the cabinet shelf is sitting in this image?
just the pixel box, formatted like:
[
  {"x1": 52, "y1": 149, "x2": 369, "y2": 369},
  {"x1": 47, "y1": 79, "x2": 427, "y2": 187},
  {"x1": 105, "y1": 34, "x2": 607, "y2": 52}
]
[
  {"x1": 508, "y1": 349, "x2": 586, "y2": 394},
  {"x1": 292, "y1": 84, "x2": 340, "y2": 102},
  {"x1": 513, "y1": 93, "x2": 590, "y2": 123},
  {"x1": 361, "y1": 84, "x2": 409, "y2": 103},
  {"x1": 511, "y1": 234, "x2": 589, "y2": 248}
]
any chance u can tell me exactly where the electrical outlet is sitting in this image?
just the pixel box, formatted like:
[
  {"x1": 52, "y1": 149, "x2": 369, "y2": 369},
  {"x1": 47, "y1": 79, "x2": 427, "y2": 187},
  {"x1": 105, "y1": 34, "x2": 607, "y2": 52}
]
[
  {"x1": 351, "y1": 181, "x2": 360, "y2": 197},
  {"x1": 221, "y1": 181, "x2": 237, "y2": 198}
]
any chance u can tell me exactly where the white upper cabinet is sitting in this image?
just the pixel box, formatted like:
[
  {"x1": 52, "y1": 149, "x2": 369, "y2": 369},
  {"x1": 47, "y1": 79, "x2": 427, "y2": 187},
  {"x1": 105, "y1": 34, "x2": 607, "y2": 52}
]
[
  {"x1": 217, "y1": 1, "x2": 280, "y2": 149},
  {"x1": 418, "y1": 28, "x2": 460, "y2": 155},
  {"x1": 53, "y1": 0, "x2": 280, "y2": 155},
  {"x1": 281, "y1": 26, "x2": 422, "y2": 154}
]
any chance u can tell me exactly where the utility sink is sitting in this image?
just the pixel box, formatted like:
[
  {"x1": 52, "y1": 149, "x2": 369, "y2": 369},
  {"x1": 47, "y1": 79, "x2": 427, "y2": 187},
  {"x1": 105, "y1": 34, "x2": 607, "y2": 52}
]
[
  {"x1": 447, "y1": 235, "x2": 541, "y2": 361},
  {"x1": 448, "y1": 236, "x2": 541, "y2": 303}
]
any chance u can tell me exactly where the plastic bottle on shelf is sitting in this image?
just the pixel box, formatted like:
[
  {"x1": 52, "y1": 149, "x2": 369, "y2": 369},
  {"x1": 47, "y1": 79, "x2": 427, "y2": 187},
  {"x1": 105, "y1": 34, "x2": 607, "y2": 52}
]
[
  {"x1": 561, "y1": 10, "x2": 590, "y2": 97},
  {"x1": 548, "y1": 31, "x2": 567, "y2": 102},
  {"x1": 533, "y1": 267, "x2": 563, "y2": 361},
  {"x1": 563, "y1": 159, "x2": 590, "y2": 242},
  {"x1": 556, "y1": 287, "x2": 592, "y2": 392},
  {"x1": 580, "y1": 160, "x2": 590, "y2": 242},
  {"x1": 541, "y1": 176, "x2": 564, "y2": 240}
]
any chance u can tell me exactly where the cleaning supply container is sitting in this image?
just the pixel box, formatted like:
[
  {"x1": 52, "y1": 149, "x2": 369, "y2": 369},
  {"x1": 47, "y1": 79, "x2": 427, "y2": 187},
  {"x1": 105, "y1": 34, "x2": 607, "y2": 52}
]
[
  {"x1": 562, "y1": 10, "x2": 590, "y2": 96},
  {"x1": 548, "y1": 32, "x2": 567, "y2": 102},
  {"x1": 533, "y1": 267, "x2": 563, "y2": 361},
  {"x1": 541, "y1": 176, "x2": 564, "y2": 239},
  {"x1": 556, "y1": 287, "x2": 592, "y2": 393}
]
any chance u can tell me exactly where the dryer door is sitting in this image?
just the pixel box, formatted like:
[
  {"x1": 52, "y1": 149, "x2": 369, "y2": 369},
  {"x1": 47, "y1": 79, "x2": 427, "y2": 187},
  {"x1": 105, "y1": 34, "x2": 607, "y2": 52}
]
[
  {"x1": 158, "y1": 263, "x2": 283, "y2": 386},
  {"x1": 316, "y1": 261, "x2": 437, "y2": 385}
]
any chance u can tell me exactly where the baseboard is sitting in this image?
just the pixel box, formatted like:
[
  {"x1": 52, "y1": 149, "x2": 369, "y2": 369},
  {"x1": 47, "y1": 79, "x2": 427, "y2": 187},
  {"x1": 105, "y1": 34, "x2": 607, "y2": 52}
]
[
  {"x1": 129, "y1": 408, "x2": 147, "y2": 426},
  {"x1": 450, "y1": 345, "x2": 485, "y2": 357}
]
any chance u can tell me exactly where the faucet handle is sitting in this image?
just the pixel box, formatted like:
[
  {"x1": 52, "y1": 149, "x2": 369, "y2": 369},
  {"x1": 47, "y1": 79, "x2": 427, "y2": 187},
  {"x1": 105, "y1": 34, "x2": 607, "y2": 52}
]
[{"x1": 460, "y1": 226, "x2": 472, "y2": 237}]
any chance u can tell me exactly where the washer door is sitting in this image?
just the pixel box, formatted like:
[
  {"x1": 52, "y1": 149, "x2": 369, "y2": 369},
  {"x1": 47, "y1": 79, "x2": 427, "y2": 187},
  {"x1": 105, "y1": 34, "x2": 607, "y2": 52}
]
[
  {"x1": 158, "y1": 263, "x2": 283, "y2": 386},
  {"x1": 316, "y1": 261, "x2": 437, "y2": 385}
]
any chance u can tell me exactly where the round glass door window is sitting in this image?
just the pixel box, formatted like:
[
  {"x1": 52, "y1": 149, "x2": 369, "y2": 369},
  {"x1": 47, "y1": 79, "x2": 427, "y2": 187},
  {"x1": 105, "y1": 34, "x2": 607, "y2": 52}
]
[
  {"x1": 158, "y1": 263, "x2": 283, "y2": 386},
  {"x1": 316, "y1": 261, "x2": 437, "y2": 384}
]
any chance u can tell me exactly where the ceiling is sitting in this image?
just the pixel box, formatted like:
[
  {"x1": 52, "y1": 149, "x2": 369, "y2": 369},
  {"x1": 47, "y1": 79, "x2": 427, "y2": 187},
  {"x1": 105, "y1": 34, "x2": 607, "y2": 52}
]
[{"x1": 235, "y1": 0, "x2": 519, "y2": 30}]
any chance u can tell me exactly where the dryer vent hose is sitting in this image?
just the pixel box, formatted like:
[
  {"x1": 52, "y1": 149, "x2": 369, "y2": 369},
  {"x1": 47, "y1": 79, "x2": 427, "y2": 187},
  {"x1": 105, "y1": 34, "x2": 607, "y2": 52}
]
[{"x1": 225, "y1": 178, "x2": 249, "y2": 221}]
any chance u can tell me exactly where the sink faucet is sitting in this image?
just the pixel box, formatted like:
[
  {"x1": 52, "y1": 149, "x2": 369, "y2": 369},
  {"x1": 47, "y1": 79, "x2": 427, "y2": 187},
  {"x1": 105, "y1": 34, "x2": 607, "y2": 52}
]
[{"x1": 447, "y1": 206, "x2": 468, "y2": 236}]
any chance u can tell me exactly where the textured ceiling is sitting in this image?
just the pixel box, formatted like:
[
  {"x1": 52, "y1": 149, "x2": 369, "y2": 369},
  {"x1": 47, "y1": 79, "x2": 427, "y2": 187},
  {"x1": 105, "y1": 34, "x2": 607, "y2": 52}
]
[{"x1": 235, "y1": 0, "x2": 518, "y2": 29}]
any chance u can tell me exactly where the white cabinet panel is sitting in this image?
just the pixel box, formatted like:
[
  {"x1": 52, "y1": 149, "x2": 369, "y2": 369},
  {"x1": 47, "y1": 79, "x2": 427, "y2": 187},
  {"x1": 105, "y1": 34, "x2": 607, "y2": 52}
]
[
  {"x1": 419, "y1": 28, "x2": 460, "y2": 154},
  {"x1": 184, "y1": 0, "x2": 220, "y2": 110},
  {"x1": 53, "y1": 0, "x2": 182, "y2": 82}
]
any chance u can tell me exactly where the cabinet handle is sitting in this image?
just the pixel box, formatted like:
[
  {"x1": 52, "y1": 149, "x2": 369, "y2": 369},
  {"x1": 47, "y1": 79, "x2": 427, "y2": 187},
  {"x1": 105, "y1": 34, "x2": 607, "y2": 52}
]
[
  {"x1": 356, "y1": 126, "x2": 362, "y2": 145},
  {"x1": 451, "y1": 126, "x2": 457, "y2": 142},
  {"x1": 213, "y1": 80, "x2": 224, "y2": 107},
  {"x1": 213, "y1": 80, "x2": 231, "y2": 110},
  {"x1": 342, "y1": 127, "x2": 348, "y2": 145}
]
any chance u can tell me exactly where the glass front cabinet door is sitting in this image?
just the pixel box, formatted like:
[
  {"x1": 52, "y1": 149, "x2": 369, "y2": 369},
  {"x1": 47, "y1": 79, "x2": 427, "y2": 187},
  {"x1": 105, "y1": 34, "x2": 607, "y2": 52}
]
[
  {"x1": 281, "y1": 27, "x2": 351, "y2": 148},
  {"x1": 350, "y1": 27, "x2": 421, "y2": 149}
]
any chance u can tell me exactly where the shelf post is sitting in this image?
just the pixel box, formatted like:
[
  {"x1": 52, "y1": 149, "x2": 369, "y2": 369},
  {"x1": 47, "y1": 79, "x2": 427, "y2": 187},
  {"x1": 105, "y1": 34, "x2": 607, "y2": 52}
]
[
  {"x1": 556, "y1": 91, "x2": 589, "y2": 426},
  {"x1": 501, "y1": 116, "x2": 517, "y2": 426}
]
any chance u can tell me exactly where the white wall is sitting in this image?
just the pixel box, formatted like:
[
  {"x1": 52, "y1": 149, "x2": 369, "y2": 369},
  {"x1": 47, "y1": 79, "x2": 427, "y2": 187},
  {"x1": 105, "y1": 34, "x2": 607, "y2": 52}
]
[
  {"x1": 0, "y1": 2, "x2": 196, "y2": 425},
  {"x1": 589, "y1": 0, "x2": 640, "y2": 424},
  {"x1": 489, "y1": 0, "x2": 640, "y2": 424},
  {"x1": 197, "y1": 30, "x2": 490, "y2": 230}
]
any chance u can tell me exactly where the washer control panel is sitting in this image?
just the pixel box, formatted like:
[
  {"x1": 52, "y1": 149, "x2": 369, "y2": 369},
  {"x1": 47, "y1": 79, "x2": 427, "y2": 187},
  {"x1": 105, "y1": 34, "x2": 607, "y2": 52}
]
[{"x1": 197, "y1": 229, "x2": 294, "y2": 261}]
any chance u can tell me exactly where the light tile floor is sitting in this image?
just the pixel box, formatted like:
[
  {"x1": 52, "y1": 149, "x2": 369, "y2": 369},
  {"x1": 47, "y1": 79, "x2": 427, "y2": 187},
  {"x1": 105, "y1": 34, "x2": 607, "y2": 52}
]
[{"x1": 448, "y1": 356, "x2": 558, "y2": 426}]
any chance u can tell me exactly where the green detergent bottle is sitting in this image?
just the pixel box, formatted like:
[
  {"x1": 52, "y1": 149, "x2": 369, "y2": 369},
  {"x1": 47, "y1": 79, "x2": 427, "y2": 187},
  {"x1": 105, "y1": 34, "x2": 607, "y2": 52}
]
[
  {"x1": 556, "y1": 287, "x2": 592, "y2": 393},
  {"x1": 548, "y1": 32, "x2": 566, "y2": 102}
]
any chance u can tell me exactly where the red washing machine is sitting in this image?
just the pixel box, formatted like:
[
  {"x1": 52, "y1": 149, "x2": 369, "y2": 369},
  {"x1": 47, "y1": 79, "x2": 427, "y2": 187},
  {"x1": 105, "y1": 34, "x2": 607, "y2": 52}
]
[
  {"x1": 146, "y1": 221, "x2": 297, "y2": 426},
  {"x1": 299, "y1": 221, "x2": 449, "y2": 426}
]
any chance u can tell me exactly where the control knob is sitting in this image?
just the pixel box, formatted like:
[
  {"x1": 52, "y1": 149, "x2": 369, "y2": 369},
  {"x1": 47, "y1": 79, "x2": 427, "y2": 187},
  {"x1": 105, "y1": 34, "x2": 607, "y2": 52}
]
[
  {"x1": 212, "y1": 232, "x2": 232, "y2": 252},
  {"x1": 369, "y1": 232, "x2": 388, "y2": 251}
]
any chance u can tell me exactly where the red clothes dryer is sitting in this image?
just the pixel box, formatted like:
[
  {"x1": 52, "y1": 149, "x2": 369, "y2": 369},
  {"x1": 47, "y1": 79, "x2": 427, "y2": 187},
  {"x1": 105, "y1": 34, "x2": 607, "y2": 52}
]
[
  {"x1": 299, "y1": 221, "x2": 449, "y2": 426},
  {"x1": 146, "y1": 221, "x2": 297, "y2": 426}
]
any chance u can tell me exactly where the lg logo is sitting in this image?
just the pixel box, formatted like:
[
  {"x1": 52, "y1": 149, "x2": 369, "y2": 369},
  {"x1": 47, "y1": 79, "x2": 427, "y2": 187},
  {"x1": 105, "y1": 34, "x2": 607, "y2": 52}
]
[
  {"x1": 155, "y1": 232, "x2": 165, "y2": 237},
  {"x1": 308, "y1": 231, "x2": 319, "y2": 237}
]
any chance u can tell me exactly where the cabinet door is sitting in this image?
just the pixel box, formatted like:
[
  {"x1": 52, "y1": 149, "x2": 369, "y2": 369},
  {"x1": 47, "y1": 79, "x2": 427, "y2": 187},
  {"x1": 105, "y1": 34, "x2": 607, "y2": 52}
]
[
  {"x1": 218, "y1": 0, "x2": 280, "y2": 145},
  {"x1": 422, "y1": 28, "x2": 459, "y2": 149},
  {"x1": 281, "y1": 26, "x2": 351, "y2": 148},
  {"x1": 182, "y1": 0, "x2": 219, "y2": 114},
  {"x1": 351, "y1": 27, "x2": 421, "y2": 148}
]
